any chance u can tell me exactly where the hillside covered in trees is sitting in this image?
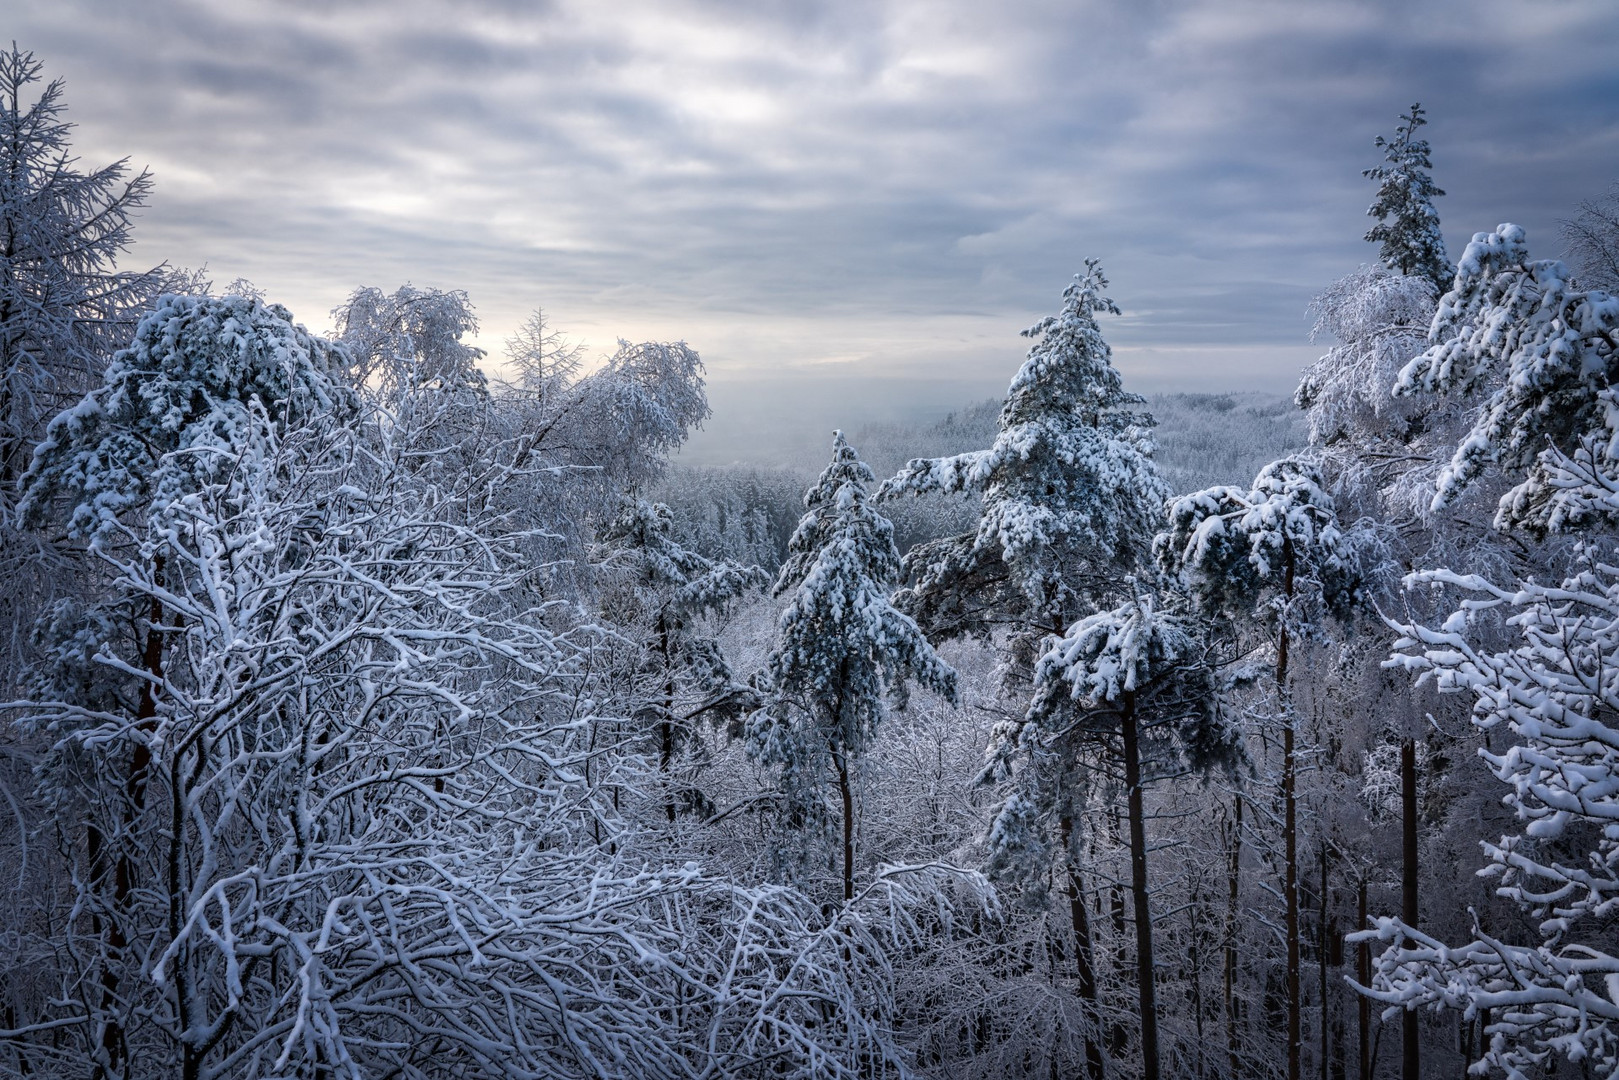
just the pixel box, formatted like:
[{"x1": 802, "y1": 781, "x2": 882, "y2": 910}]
[{"x1": 2, "y1": 44, "x2": 1618, "y2": 1080}]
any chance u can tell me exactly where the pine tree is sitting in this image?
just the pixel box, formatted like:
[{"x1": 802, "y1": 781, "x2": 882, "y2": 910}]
[
  {"x1": 748, "y1": 432, "x2": 958, "y2": 901},
  {"x1": 1364, "y1": 104, "x2": 1451, "y2": 292},
  {"x1": 1395, "y1": 222, "x2": 1619, "y2": 533},
  {"x1": 988, "y1": 585, "x2": 1239, "y2": 1080},
  {"x1": 1156, "y1": 458, "x2": 1361, "y2": 1080},
  {"x1": 597, "y1": 497, "x2": 766, "y2": 821},
  {"x1": 879, "y1": 260, "x2": 1167, "y2": 676}
]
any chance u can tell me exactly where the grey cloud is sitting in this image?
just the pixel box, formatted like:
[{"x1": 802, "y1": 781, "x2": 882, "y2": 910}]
[{"x1": 11, "y1": 0, "x2": 1619, "y2": 414}]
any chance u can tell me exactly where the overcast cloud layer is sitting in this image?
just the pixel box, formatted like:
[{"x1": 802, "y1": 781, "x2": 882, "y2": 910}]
[{"x1": 12, "y1": 0, "x2": 1619, "y2": 447}]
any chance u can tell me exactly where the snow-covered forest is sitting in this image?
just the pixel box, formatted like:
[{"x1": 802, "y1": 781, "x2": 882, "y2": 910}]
[{"x1": 3, "y1": 43, "x2": 1619, "y2": 1080}]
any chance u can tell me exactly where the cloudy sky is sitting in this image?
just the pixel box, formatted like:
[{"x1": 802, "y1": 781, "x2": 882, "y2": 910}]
[{"x1": 12, "y1": 0, "x2": 1619, "y2": 448}]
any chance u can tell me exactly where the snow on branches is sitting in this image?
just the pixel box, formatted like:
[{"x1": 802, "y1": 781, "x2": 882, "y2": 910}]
[
  {"x1": 1364, "y1": 103, "x2": 1450, "y2": 292},
  {"x1": 1155, "y1": 457, "x2": 1361, "y2": 629},
  {"x1": 1359, "y1": 549, "x2": 1619, "y2": 1078},
  {"x1": 1396, "y1": 223, "x2": 1619, "y2": 531},
  {"x1": 878, "y1": 260, "x2": 1166, "y2": 650},
  {"x1": 18, "y1": 293, "x2": 355, "y2": 543},
  {"x1": 750, "y1": 432, "x2": 958, "y2": 898}
]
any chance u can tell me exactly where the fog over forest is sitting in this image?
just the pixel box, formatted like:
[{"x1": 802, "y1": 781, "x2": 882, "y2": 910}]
[{"x1": 3, "y1": 7, "x2": 1619, "y2": 1080}]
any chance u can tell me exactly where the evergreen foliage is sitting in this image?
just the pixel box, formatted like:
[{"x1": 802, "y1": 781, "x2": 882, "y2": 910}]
[
  {"x1": 0, "y1": 45, "x2": 165, "y2": 502},
  {"x1": 749, "y1": 432, "x2": 957, "y2": 896},
  {"x1": 879, "y1": 261, "x2": 1167, "y2": 666},
  {"x1": 1364, "y1": 103, "x2": 1451, "y2": 292},
  {"x1": 1396, "y1": 222, "x2": 1619, "y2": 532}
]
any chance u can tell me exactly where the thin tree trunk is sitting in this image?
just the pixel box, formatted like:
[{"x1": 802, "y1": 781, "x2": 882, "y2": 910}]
[
  {"x1": 1121, "y1": 692, "x2": 1159, "y2": 1080},
  {"x1": 1281, "y1": 547, "x2": 1301, "y2": 1080},
  {"x1": 1060, "y1": 814, "x2": 1106, "y2": 1080},
  {"x1": 1320, "y1": 842, "x2": 1330, "y2": 1080},
  {"x1": 658, "y1": 615, "x2": 677, "y2": 823},
  {"x1": 835, "y1": 746, "x2": 854, "y2": 902},
  {"x1": 1190, "y1": 883, "x2": 1206, "y2": 1078},
  {"x1": 1358, "y1": 877, "x2": 1371, "y2": 1080},
  {"x1": 1227, "y1": 793, "x2": 1243, "y2": 1080},
  {"x1": 91, "y1": 563, "x2": 167, "y2": 1080},
  {"x1": 1401, "y1": 737, "x2": 1420, "y2": 1080}
]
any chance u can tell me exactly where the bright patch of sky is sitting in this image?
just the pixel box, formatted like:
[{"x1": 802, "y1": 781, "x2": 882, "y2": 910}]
[{"x1": 13, "y1": 0, "x2": 1619, "y2": 433}]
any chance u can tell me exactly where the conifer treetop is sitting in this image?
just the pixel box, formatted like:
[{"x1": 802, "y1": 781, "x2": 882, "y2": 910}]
[
  {"x1": 1364, "y1": 103, "x2": 1451, "y2": 291},
  {"x1": 879, "y1": 262, "x2": 1166, "y2": 633},
  {"x1": 20, "y1": 293, "x2": 355, "y2": 541}
]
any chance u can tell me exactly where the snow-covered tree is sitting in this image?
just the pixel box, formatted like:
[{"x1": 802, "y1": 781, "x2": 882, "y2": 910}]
[
  {"x1": 1351, "y1": 221, "x2": 1619, "y2": 1079},
  {"x1": 0, "y1": 45, "x2": 165, "y2": 501},
  {"x1": 1296, "y1": 267, "x2": 1436, "y2": 474},
  {"x1": 490, "y1": 329, "x2": 711, "y2": 582},
  {"x1": 5, "y1": 295, "x2": 963, "y2": 1080},
  {"x1": 1561, "y1": 180, "x2": 1619, "y2": 292},
  {"x1": 985, "y1": 586, "x2": 1237, "y2": 1080},
  {"x1": 749, "y1": 432, "x2": 958, "y2": 900},
  {"x1": 879, "y1": 260, "x2": 1167, "y2": 676},
  {"x1": 596, "y1": 497, "x2": 766, "y2": 821},
  {"x1": 20, "y1": 293, "x2": 354, "y2": 542},
  {"x1": 1364, "y1": 104, "x2": 1451, "y2": 292},
  {"x1": 1358, "y1": 549, "x2": 1619, "y2": 1079},
  {"x1": 1396, "y1": 222, "x2": 1619, "y2": 533},
  {"x1": 1156, "y1": 457, "x2": 1360, "y2": 1080},
  {"x1": 334, "y1": 284, "x2": 487, "y2": 403}
]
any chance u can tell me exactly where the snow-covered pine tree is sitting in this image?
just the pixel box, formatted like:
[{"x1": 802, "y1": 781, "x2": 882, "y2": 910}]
[
  {"x1": 1396, "y1": 222, "x2": 1619, "y2": 533},
  {"x1": 1364, "y1": 104, "x2": 1451, "y2": 293},
  {"x1": 878, "y1": 260, "x2": 1167, "y2": 678},
  {"x1": 749, "y1": 431, "x2": 958, "y2": 901},
  {"x1": 986, "y1": 585, "x2": 1238, "y2": 1080},
  {"x1": 1155, "y1": 458, "x2": 1361, "y2": 1080},
  {"x1": 597, "y1": 497, "x2": 767, "y2": 821}
]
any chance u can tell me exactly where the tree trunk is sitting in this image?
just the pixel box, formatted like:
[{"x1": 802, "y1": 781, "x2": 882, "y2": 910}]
[
  {"x1": 91, "y1": 565, "x2": 167, "y2": 1080},
  {"x1": 1358, "y1": 877, "x2": 1371, "y2": 1080},
  {"x1": 1401, "y1": 737, "x2": 1419, "y2": 1080},
  {"x1": 835, "y1": 746, "x2": 854, "y2": 902},
  {"x1": 1060, "y1": 814, "x2": 1106, "y2": 1080},
  {"x1": 658, "y1": 615, "x2": 677, "y2": 823},
  {"x1": 1121, "y1": 692, "x2": 1160, "y2": 1080},
  {"x1": 1281, "y1": 547, "x2": 1301, "y2": 1080},
  {"x1": 1320, "y1": 841, "x2": 1330, "y2": 1080},
  {"x1": 1226, "y1": 792, "x2": 1243, "y2": 1080},
  {"x1": 1190, "y1": 883, "x2": 1206, "y2": 1078}
]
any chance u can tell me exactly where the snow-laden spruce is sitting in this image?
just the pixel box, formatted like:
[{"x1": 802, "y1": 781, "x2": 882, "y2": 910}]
[
  {"x1": 749, "y1": 432, "x2": 959, "y2": 900},
  {"x1": 878, "y1": 260, "x2": 1167, "y2": 670},
  {"x1": 1357, "y1": 548, "x2": 1619, "y2": 1078},
  {"x1": 1363, "y1": 103, "x2": 1450, "y2": 292},
  {"x1": 1396, "y1": 222, "x2": 1619, "y2": 532}
]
